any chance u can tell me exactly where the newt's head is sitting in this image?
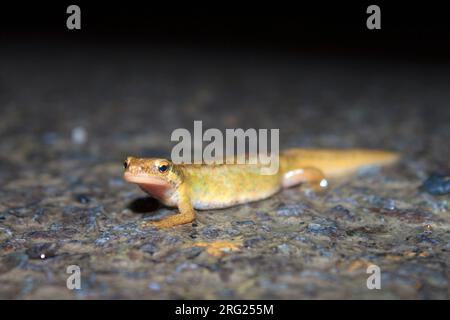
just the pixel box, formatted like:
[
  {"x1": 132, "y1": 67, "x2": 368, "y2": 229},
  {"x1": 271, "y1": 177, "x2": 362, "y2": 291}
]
[{"x1": 123, "y1": 157, "x2": 183, "y2": 203}]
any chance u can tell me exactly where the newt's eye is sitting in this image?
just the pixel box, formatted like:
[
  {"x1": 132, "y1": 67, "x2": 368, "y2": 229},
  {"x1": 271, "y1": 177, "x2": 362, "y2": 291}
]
[{"x1": 158, "y1": 164, "x2": 169, "y2": 173}]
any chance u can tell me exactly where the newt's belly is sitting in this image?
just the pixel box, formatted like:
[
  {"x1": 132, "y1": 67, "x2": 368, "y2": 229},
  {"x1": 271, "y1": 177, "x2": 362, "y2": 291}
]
[{"x1": 183, "y1": 165, "x2": 281, "y2": 210}]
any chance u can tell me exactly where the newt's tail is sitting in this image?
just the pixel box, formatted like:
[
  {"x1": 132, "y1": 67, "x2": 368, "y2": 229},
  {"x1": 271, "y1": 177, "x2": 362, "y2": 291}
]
[{"x1": 280, "y1": 148, "x2": 400, "y2": 178}]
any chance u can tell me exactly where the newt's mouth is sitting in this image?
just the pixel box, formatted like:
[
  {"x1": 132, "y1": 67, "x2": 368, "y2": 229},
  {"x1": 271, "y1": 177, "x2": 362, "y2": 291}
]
[{"x1": 123, "y1": 172, "x2": 169, "y2": 186}]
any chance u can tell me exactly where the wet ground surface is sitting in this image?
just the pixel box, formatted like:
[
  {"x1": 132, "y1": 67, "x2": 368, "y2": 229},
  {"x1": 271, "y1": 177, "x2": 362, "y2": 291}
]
[{"x1": 0, "y1": 46, "x2": 449, "y2": 299}]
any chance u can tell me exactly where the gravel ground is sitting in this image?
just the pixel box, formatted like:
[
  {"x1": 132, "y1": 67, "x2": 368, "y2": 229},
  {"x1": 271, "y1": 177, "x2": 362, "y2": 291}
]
[{"x1": 0, "y1": 46, "x2": 449, "y2": 299}]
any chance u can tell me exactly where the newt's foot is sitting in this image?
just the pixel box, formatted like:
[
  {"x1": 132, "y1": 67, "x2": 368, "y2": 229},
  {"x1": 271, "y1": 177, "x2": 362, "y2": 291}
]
[
  {"x1": 140, "y1": 213, "x2": 195, "y2": 229},
  {"x1": 303, "y1": 178, "x2": 329, "y2": 194},
  {"x1": 139, "y1": 187, "x2": 196, "y2": 229}
]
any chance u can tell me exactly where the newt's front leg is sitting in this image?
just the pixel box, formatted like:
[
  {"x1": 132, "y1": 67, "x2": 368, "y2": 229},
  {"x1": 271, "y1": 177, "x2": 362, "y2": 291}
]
[{"x1": 141, "y1": 186, "x2": 196, "y2": 229}]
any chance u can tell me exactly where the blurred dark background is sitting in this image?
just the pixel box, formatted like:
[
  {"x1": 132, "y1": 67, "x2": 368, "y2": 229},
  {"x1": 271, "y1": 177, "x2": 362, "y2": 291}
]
[
  {"x1": 1, "y1": 1, "x2": 450, "y2": 160},
  {"x1": 1, "y1": 1, "x2": 450, "y2": 61}
]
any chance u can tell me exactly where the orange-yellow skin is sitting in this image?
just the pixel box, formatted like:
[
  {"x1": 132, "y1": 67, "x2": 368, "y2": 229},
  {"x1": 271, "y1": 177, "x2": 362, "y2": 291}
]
[{"x1": 123, "y1": 148, "x2": 399, "y2": 228}]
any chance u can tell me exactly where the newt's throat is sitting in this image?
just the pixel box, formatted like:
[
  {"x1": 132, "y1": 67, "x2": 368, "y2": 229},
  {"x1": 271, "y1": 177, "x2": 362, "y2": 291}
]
[
  {"x1": 124, "y1": 173, "x2": 173, "y2": 200},
  {"x1": 138, "y1": 183, "x2": 172, "y2": 200}
]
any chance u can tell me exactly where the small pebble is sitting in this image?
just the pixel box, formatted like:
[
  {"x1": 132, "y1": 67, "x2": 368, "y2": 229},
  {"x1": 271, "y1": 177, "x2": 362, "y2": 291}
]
[
  {"x1": 75, "y1": 194, "x2": 91, "y2": 204},
  {"x1": 366, "y1": 195, "x2": 396, "y2": 211},
  {"x1": 277, "y1": 204, "x2": 307, "y2": 216},
  {"x1": 140, "y1": 243, "x2": 158, "y2": 255},
  {"x1": 232, "y1": 220, "x2": 255, "y2": 227},
  {"x1": 308, "y1": 223, "x2": 324, "y2": 232},
  {"x1": 421, "y1": 173, "x2": 450, "y2": 195},
  {"x1": 307, "y1": 223, "x2": 336, "y2": 235},
  {"x1": 71, "y1": 126, "x2": 88, "y2": 145},
  {"x1": 148, "y1": 282, "x2": 161, "y2": 291},
  {"x1": 277, "y1": 243, "x2": 291, "y2": 254},
  {"x1": 201, "y1": 227, "x2": 220, "y2": 239},
  {"x1": 25, "y1": 243, "x2": 58, "y2": 260},
  {"x1": 95, "y1": 236, "x2": 110, "y2": 246},
  {"x1": 244, "y1": 236, "x2": 265, "y2": 248},
  {"x1": 225, "y1": 228, "x2": 241, "y2": 236}
]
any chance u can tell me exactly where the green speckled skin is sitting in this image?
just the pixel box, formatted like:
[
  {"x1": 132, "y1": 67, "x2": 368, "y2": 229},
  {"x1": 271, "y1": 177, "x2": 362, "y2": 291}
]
[{"x1": 183, "y1": 164, "x2": 282, "y2": 209}]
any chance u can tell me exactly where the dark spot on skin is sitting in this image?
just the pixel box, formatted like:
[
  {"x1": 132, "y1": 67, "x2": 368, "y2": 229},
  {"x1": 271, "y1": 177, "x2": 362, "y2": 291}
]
[{"x1": 127, "y1": 197, "x2": 160, "y2": 213}]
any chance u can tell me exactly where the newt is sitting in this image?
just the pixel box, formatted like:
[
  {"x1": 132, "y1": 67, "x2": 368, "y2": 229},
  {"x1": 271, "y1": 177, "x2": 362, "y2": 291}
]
[{"x1": 123, "y1": 148, "x2": 399, "y2": 228}]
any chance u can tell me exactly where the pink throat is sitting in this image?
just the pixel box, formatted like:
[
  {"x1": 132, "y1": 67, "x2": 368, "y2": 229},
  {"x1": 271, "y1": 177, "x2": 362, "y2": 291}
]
[
  {"x1": 138, "y1": 182, "x2": 171, "y2": 200},
  {"x1": 124, "y1": 173, "x2": 172, "y2": 200}
]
